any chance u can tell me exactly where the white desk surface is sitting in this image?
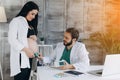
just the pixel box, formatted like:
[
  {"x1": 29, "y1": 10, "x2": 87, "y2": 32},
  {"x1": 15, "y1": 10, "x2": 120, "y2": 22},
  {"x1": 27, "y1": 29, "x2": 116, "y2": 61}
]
[{"x1": 37, "y1": 65, "x2": 120, "y2": 80}]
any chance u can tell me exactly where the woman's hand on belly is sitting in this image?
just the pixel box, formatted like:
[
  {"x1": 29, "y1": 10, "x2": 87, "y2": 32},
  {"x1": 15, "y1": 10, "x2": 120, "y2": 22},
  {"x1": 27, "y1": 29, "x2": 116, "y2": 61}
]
[{"x1": 22, "y1": 47, "x2": 34, "y2": 58}]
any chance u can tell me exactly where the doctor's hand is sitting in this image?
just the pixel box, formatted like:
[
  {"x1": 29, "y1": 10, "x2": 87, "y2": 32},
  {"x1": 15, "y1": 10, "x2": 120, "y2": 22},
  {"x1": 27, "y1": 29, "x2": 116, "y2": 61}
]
[
  {"x1": 22, "y1": 47, "x2": 34, "y2": 58},
  {"x1": 59, "y1": 64, "x2": 75, "y2": 70},
  {"x1": 37, "y1": 53, "x2": 43, "y2": 60}
]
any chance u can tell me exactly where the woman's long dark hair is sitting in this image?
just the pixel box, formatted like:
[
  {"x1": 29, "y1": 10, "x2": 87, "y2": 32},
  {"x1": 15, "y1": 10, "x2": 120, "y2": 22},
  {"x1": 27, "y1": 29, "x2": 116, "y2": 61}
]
[{"x1": 16, "y1": 1, "x2": 39, "y2": 35}]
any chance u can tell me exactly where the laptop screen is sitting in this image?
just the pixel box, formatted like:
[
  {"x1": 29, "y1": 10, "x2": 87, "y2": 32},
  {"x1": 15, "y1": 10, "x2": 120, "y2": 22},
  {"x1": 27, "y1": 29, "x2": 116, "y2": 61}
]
[{"x1": 102, "y1": 54, "x2": 120, "y2": 76}]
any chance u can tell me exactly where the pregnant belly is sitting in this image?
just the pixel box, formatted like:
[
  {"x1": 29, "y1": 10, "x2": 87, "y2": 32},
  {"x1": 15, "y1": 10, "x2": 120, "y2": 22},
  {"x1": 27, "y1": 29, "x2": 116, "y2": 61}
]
[{"x1": 28, "y1": 38, "x2": 38, "y2": 53}]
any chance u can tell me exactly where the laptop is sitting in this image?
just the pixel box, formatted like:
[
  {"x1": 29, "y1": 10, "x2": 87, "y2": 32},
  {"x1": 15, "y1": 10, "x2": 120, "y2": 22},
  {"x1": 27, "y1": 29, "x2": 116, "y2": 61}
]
[{"x1": 88, "y1": 54, "x2": 120, "y2": 77}]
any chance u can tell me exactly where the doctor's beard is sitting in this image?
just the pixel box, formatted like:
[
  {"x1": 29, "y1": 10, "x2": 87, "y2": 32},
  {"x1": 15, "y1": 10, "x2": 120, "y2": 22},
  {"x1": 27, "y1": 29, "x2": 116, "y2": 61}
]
[{"x1": 63, "y1": 39, "x2": 73, "y2": 46}]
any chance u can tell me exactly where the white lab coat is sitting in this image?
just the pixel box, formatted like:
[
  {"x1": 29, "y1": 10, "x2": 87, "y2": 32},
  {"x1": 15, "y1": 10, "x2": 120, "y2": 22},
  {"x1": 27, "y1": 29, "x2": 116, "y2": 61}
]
[
  {"x1": 44, "y1": 42, "x2": 90, "y2": 72},
  {"x1": 8, "y1": 16, "x2": 30, "y2": 76}
]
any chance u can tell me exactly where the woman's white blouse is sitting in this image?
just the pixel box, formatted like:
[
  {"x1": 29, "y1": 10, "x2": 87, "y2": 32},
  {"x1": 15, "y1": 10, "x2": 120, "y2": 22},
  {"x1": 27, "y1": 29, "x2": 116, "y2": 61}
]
[{"x1": 8, "y1": 16, "x2": 30, "y2": 76}]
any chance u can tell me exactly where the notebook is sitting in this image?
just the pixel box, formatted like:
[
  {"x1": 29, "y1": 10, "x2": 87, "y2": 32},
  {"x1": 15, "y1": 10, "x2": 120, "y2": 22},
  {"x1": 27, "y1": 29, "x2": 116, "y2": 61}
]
[{"x1": 88, "y1": 54, "x2": 120, "y2": 77}]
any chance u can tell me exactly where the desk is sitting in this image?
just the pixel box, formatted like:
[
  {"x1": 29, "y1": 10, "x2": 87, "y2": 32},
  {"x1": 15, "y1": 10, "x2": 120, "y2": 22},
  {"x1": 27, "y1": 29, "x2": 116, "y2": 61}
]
[{"x1": 37, "y1": 65, "x2": 120, "y2": 80}]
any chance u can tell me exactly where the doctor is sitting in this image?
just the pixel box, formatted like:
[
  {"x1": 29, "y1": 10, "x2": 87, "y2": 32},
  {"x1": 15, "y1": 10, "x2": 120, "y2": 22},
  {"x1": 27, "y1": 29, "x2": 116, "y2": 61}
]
[
  {"x1": 41, "y1": 27, "x2": 90, "y2": 72},
  {"x1": 8, "y1": 1, "x2": 39, "y2": 80}
]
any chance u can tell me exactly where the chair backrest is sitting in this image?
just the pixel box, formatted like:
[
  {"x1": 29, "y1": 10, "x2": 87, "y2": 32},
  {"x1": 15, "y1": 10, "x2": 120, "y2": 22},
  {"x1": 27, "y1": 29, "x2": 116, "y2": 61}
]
[{"x1": 37, "y1": 45, "x2": 54, "y2": 57}]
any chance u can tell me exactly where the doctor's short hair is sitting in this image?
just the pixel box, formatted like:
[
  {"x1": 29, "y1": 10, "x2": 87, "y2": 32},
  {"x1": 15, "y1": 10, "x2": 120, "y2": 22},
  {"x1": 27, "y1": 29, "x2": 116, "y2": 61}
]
[{"x1": 66, "y1": 27, "x2": 79, "y2": 40}]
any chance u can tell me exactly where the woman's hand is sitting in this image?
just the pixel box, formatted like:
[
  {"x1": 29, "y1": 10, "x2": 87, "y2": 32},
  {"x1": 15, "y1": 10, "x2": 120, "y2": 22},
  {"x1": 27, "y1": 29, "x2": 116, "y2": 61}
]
[{"x1": 22, "y1": 47, "x2": 34, "y2": 58}]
